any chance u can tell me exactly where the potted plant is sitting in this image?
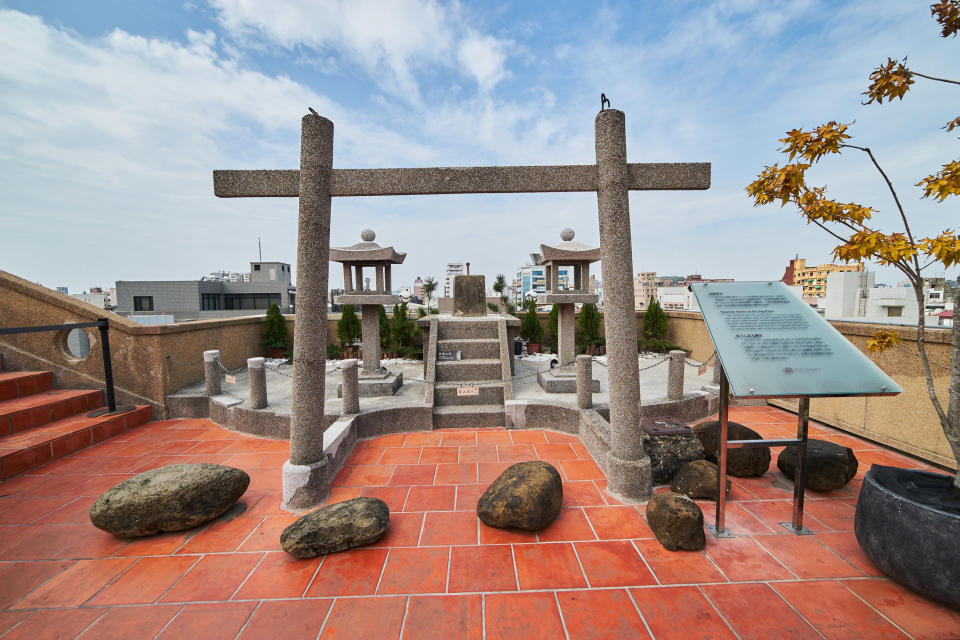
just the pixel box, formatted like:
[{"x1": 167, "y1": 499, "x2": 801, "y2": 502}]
[
  {"x1": 336, "y1": 304, "x2": 361, "y2": 359},
  {"x1": 520, "y1": 303, "x2": 543, "y2": 353},
  {"x1": 261, "y1": 303, "x2": 291, "y2": 359},
  {"x1": 747, "y1": 2, "x2": 960, "y2": 608}
]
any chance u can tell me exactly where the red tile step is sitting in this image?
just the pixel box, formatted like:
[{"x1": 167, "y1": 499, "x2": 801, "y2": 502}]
[
  {"x1": 0, "y1": 389, "x2": 104, "y2": 434},
  {"x1": 0, "y1": 371, "x2": 53, "y2": 401},
  {"x1": 0, "y1": 405, "x2": 152, "y2": 479}
]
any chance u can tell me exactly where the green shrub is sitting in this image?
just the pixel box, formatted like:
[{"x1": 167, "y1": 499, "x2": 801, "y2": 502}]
[
  {"x1": 378, "y1": 305, "x2": 391, "y2": 350},
  {"x1": 576, "y1": 303, "x2": 603, "y2": 353},
  {"x1": 639, "y1": 338, "x2": 690, "y2": 354},
  {"x1": 261, "y1": 303, "x2": 291, "y2": 351},
  {"x1": 643, "y1": 296, "x2": 667, "y2": 339},
  {"x1": 546, "y1": 304, "x2": 559, "y2": 352},
  {"x1": 326, "y1": 343, "x2": 343, "y2": 359},
  {"x1": 520, "y1": 304, "x2": 544, "y2": 343},
  {"x1": 336, "y1": 305, "x2": 361, "y2": 347},
  {"x1": 389, "y1": 301, "x2": 418, "y2": 355}
]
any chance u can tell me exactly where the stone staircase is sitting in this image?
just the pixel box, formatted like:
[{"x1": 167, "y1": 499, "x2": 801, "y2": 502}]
[
  {"x1": 431, "y1": 318, "x2": 510, "y2": 429},
  {"x1": 0, "y1": 361, "x2": 151, "y2": 479}
]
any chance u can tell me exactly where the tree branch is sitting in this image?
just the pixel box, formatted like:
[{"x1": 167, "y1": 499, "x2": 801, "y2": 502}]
[
  {"x1": 840, "y1": 144, "x2": 917, "y2": 247},
  {"x1": 910, "y1": 71, "x2": 960, "y2": 87}
]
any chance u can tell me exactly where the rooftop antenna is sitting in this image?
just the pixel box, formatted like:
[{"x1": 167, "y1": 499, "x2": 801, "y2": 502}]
[{"x1": 258, "y1": 237, "x2": 262, "y2": 262}]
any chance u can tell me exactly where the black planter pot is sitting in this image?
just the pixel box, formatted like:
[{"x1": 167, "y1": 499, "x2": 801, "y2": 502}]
[{"x1": 854, "y1": 465, "x2": 960, "y2": 610}]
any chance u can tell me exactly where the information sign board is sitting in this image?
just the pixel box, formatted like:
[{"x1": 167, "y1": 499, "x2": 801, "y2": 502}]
[{"x1": 691, "y1": 281, "x2": 902, "y2": 398}]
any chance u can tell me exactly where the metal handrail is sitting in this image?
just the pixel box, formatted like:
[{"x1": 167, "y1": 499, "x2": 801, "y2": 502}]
[{"x1": 0, "y1": 318, "x2": 117, "y2": 412}]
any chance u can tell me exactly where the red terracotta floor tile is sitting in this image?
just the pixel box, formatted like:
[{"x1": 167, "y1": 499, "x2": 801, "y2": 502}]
[
  {"x1": 13, "y1": 557, "x2": 136, "y2": 608},
  {"x1": 238, "y1": 516, "x2": 298, "y2": 552},
  {"x1": 543, "y1": 431, "x2": 578, "y2": 444},
  {"x1": 497, "y1": 444, "x2": 537, "y2": 462},
  {"x1": 233, "y1": 551, "x2": 321, "y2": 600},
  {"x1": 390, "y1": 464, "x2": 437, "y2": 485},
  {"x1": 402, "y1": 594, "x2": 482, "y2": 640},
  {"x1": 403, "y1": 432, "x2": 443, "y2": 447},
  {"x1": 559, "y1": 459, "x2": 605, "y2": 480},
  {"x1": 803, "y1": 498, "x2": 857, "y2": 530},
  {"x1": 842, "y1": 578, "x2": 960, "y2": 640},
  {"x1": 816, "y1": 531, "x2": 884, "y2": 577},
  {"x1": 754, "y1": 534, "x2": 862, "y2": 579},
  {"x1": 441, "y1": 431, "x2": 476, "y2": 446},
  {"x1": 377, "y1": 547, "x2": 449, "y2": 594},
  {"x1": 361, "y1": 486, "x2": 410, "y2": 512},
  {"x1": 633, "y1": 539, "x2": 727, "y2": 585},
  {"x1": 557, "y1": 589, "x2": 651, "y2": 639},
  {"x1": 455, "y1": 484, "x2": 487, "y2": 511},
  {"x1": 175, "y1": 516, "x2": 261, "y2": 554},
  {"x1": 239, "y1": 599, "x2": 333, "y2": 639},
  {"x1": 87, "y1": 555, "x2": 198, "y2": 605},
  {"x1": 306, "y1": 548, "x2": 388, "y2": 597},
  {"x1": 404, "y1": 485, "x2": 455, "y2": 512},
  {"x1": 702, "y1": 583, "x2": 820, "y2": 639},
  {"x1": 372, "y1": 512, "x2": 424, "y2": 548},
  {"x1": 534, "y1": 443, "x2": 578, "y2": 460},
  {"x1": 0, "y1": 495, "x2": 76, "y2": 525},
  {"x1": 1, "y1": 608, "x2": 106, "y2": 640},
  {"x1": 739, "y1": 499, "x2": 828, "y2": 533},
  {"x1": 322, "y1": 488, "x2": 366, "y2": 506},
  {"x1": 419, "y1": 446, "x2": 459, "y2": 463},
  {"x1": 332, "y1": 464, "x2": 396, "y2": 487},
  {"x1": 477, "y1": 462, "x2": 512, "y2": 483},
  {"x1": 476, "y1": 431, "x2": 513, "y2": 445},
  {"x1": 631, "y1": 585, "x2": 735, "y2": 639},
  {"x1": 347, "y1": 447, "x2": 384, "y2": 465},
  {"x1": 420, "y1": 511, "x2": 478, "y2": 546},
  {"x1": 773, "y1": 580, "x2": 910, "y2": 639},
  {"x1": 484, "y1": 591, "x2": 566, "y2": 640},
  {"x1": 0, "y1": 611, "x2": 29, "y2": 636},
  {"x1": 584, "y1": 505, "x2": 653, "y2": 539},
  {"x1": 0, "y1": 560, "x2": 72, "y2": 609},
  {"x1": 79, "y1": 604, "x2": 182, "y2": 640},
  {"x1": 478, "y1": 521, "x2": 539, "y2": 545},
  {"x1": 51, "y1": 526, "x2": 132, "y2": 560},
  {"x1": 112, "y1": 529, "x2": 190, "y2": 557},
  {"x1": 160, "y1": 552, "x2": 261, "y2": 602},
  {"x1": 509, "y1": 430, "x2": 548, "y2": 444},
  {"x1": 698, "y1": 502, "x2": 774, "y2": 535},
  {"x1": 513, "y1": 542, "x2": 586, "y2": 590},
  {"x1": 537, "y1": 507, "x2": 597, "y2": 542},
  {"x1": 319, "y1": 595, "x2": 406, "y2": 639},
  {"x1": 448, "y1": 545, "x2": 517, "y2": 593},
  {"x1": 0, "y1": 523, "x2": 84, "y2": 561},
  {"x1": 380, "y1": 447, "x2": 422, "y2": 464},
  {"x1": 32, "y1": 496, "x2": 98, "y2": 524},
  {"x1": 157, "y1": 601, "x2": 257, "y2": 640},
  {"x1": 368, "y1": 434, "x2": 407, "y2": 447},
  {"x1": 434, "y1": 462, "x2": 478, "y2": 484},
  {"x1": 704, "y1": 536, "x2": 794, "y2": 582},
  {"x1": 562, "y1": 480, "x2": 608, "y2": 507},
  {"x1": 458, "y1": 445, "x2": 499, "y2": 463},
  {"x1": 575, "y1": 540, "x2": 657, "y2": 588}
]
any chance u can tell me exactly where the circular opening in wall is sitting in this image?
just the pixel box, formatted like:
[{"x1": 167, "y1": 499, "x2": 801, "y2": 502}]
[{"x1": 65, "y1": 328, "x2": 91, "y2": 360}]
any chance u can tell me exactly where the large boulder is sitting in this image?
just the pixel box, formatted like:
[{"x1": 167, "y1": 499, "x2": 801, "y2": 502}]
[
  {"x1": 642, "y1": 432, "x2": 705, "y2": 485},
  {"x1": 89, "y1": 463, "x2": 249, "y2": 537},
  {"x1": 670, "y1": 460, "x2": 730, "y2": 499},
  {"x1": 693, "y1": 420, "x2": 770, "y2": 477},
  {"x1": 777, "y1": 439, "x2": 858, "y2": 491},
  {"x1": 281, "y1": 497, "x2": 389, "y2": 558},
  {"x1": 477, "y1": 461, "x2": 562, "y2": 530},
  {"x1": 646, "y1": 491, "x2": 705, "y2": 551}
]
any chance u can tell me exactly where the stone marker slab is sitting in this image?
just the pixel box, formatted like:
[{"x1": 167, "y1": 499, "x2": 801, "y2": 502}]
[
  {"x1": 89, "y1": 464, "x2": 250, "y2": 538},
  {"x1": 453, "y1": 275, "x2": 487, "y2": 317}
]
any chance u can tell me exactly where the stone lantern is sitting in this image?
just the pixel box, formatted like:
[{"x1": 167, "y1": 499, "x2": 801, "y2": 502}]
[
  {"x1": 536, "y1": 228, "x2": 601, "y2": 393},
  {"x1": 332, "y1": 229, "x2": 405, "y2": 396}
]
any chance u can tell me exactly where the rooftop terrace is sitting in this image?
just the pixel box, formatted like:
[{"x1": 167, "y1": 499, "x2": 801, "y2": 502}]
[{"x1": 1, "y1": 406, "x2": 957, "y2": 639}]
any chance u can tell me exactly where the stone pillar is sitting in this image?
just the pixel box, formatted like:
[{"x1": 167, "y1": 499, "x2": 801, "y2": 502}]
[
  {"x1": 343, "y1": 264, "x2": 352, "y2": 291},
  {"x1": 354, "y1": 266, "x2": 363, "y2": 290},
  {"x1": 551, "y1": 265, "x2": 560, "y2": 291},
  {"x1": 667, "y1": 350, "x2": 685, "y2": 401},
  {"x1": 364, "y1": 277, "x2": 371, "y2": 291},
  {"x1": 341, "y1": 358, "x2": 360, "y2": 414},
  {"x1": 361, "y1": 304, "x2": 381, "y2": 372},
  {"x1": 375, "y1": 265, "x2": 384, "y2": 292},
  {"x1": 385, "y1": 265, "x2": 392, "y2": 293},
  {"x1": 248, "y1": 357, "x2": 267, "y2": 409},
  {"x1": 582, "y1": 263, "x2": 590, "y2": 292},
  {"x1": 545, "y1": 265, "x2": 553, "y2": 291},
  {"x1": 285, "y1": 113, "x2": 334, "y2": 509},
  {"x1": 558, "y1": 304, "x2": 576, "y2": 366},
  {"x1": 576, "y1": 354, "x2": 593, "y2": 409},
  {"x1": 712, "y1": 358, "x2": 722, "y2": 384},
  {"x1": 574, "y1": 264, "x2": 582, "y2": 290},
  {"x1": 203, "y1": 350, "x2": 221, "y2": 396},
  {"x1": 595, "y1": 108, "x2": 650, "y2": 502}
]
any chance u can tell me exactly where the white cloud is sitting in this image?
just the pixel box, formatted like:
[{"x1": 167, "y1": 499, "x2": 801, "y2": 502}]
[{"x1": 457, "y1": 31, "x2": 511, "y2": 91}]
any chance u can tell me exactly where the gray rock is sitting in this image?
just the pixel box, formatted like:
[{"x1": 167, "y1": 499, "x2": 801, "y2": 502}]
[
  {"x1": 281, "y1": 497, "x2": 389, "y2": 558},
  {"x1": 642, "y1": 432, "x2": 705, "y2": 485},
  {"x1": 670, "y1": 460, "x2": 730, "y2": 499},
  {"x1": 693, "y1": 420, "x2": 770, "y2": 477},
  {"x1": 777, "y1": 439, "x2": 858, "y2": 491},
  {"x1": 646, "y1": 491, "x2": 706, "y2": 551},
  {"x1": 477, "y1": 461, "x2": 562, "y2": 530},
  {"x1": 89, "y1": 464, "x2": 249, "y2": 538}
]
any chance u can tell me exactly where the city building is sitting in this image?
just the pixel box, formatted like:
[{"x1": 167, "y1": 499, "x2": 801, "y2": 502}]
[
  {"x1": 70, "y1": 289, "x2": 115, "y2": 309},
  {"x1": 822, "y1": 270, "x2": 951, "y2": 324},
  {"x1": 205, "y1": 270, "x2": 251, "y2": 283},
  {"x1": 633, "y1": 272, "x2": 657, "y2": 310},
  {"x1": 656, "y1": 286, "x2": 700, "y2": 311},
  {"x1": 115, "y1": 261, "x2": 295, "y2": 321},
  {"x1": 413, "y1": 276, "x2": 423, "y2": 300},
  {"x1": 443, "y1": 262, "x2": 465, "y2": 298},
  {"x1": 782, "y1": 256, "x2": 864, "y2": 298},
  {"x1": 515, "y1": 261, "x2": 572, "y2": 305}
]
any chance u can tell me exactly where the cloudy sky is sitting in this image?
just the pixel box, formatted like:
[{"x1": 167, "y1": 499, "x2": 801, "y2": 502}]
[{"x1": 1, "y1": 0, "x2": 957, "y2": 294}]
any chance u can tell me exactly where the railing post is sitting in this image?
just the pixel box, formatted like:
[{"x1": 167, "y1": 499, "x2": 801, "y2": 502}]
[
  {"x1": 341, "y1": 358, "x2": 360, "y2": 414},
  {"x1": 248, "y1": 357, "x2": 267, "y2": 409},
  {"x1": 667, "y1": 350, "x2": 685, "y2": 401},
  {"x1": 576, "y1": 354, "x2": 593, "y2": 409},
  {"x1": 97, "y1": 318, "x2": 117, "y2": 412},
  {"x1": 203, "y1": 349, "x2": 221, "y2": 396}
]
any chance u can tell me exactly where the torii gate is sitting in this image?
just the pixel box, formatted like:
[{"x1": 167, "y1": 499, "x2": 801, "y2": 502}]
[{"x1": 213, "y1": 108, "x2": 710, "y2": 509}]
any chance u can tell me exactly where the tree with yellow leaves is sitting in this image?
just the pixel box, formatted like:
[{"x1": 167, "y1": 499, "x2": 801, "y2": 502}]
[{"x1": 747, "y1": 2, "x2": 960, "y2": 486}]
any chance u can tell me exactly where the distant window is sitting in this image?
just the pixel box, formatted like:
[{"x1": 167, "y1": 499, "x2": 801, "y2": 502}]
[
  {"x1": 201, "y1": 293, "x2": 221, "y2": 310},
  {"x1": 930, "y1": 292, "x2": 942, "y2": 300},
  {"x1": 254, "y1": 264, "x2": 261, "y2": 271},
  {"x1": 223, "y1": 293, "x2": 281, "y2": 310},
  {"x1": 133, "y1": 296, "x2": 154, "y2": 311},
  {"x1": 887, "y1": 306, "x2": 903, "y2": 317}
]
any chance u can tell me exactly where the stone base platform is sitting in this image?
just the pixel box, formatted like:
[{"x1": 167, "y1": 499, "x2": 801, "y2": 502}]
[
  {"x1": 338, "y1": 371, "x2": 403, "y2": 397},
  {"x1": 537, "y1": 367, "x2": 599, "y2": 394}
]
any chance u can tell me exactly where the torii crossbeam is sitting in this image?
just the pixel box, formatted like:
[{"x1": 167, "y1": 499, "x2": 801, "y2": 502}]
[{"x1": 214, "y1": 110, "x2": 710, "y2": 509}]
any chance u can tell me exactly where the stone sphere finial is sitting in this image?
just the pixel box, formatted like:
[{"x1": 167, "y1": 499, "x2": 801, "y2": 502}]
[
  {"x1": 560, "y1": 228, "x2": 575, "y2": 242},
  {"x1": 360, "y1": 228, "x2": 376, "y2": 242}
]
